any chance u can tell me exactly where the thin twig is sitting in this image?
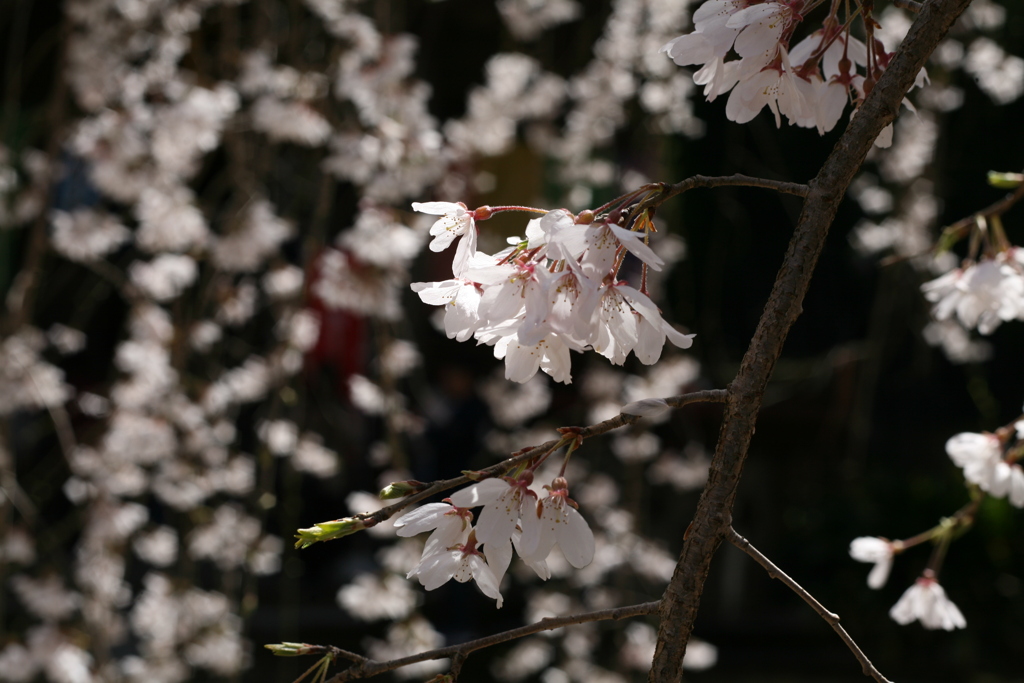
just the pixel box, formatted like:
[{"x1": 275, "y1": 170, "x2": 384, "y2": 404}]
[
  {"x1": 939, "y1": 182, "x2": 1024, "y2": 237},
  {"x1": 727, "y1": 527, "x2": 892, "y2": 683},
  {"x1": 634, "y1": 174, "x2": 811, "y2": 216},
  {"x1": 350, "y1": 389, "x2": 726, "y2": 529},
  {"x1": 322, "y1": 601, "x2": 660, "y2": 682}
]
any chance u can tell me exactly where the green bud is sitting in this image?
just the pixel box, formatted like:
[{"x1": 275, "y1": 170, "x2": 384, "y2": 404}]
[
  {"x1": 987, "y1": 171, "x2": 1024, "y2": 189},
  {"x1": 379, "y1": 480, "x2": 424, "y2": 499},
  {"x1": 294, "y1": 517, "x2": 367, "y2": 549},
  {"x1": 264, "y1": 642, "x2": 318, "y2": 657}
]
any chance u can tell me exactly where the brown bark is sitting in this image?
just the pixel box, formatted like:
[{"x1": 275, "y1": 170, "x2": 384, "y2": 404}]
[{"x1": 648, "y1": 1, "x2": 975, "y2": 680}]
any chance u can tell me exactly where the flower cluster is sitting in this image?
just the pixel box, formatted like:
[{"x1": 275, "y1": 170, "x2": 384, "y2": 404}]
[
  {"x1": 662, "y1": 0, "x2": 926, "y2": 142},
  {"x1": 848, "y1": 407, "x2": 1024, "y2": 631},
  {"x1": 849, "y1": 539, "x2": 966, "y2": 631},
  {"x1": 946, "y1": 429, "x2": 1024, "y2": 506},
  {"x1": 411, "y1": 202, "x2": 694, "y2": 384},
  {"x1": 395, "y1": 474, "x2": 595, "y2": 607},
  {"x1": 922, "y1": 249, "x2": 1024, "y2": 336}
]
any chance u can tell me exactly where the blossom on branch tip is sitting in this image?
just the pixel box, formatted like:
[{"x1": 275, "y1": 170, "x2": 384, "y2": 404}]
[
  {"x1": 412, "y1": 201, "x2": 479, "y2": 276},
  {"x1": 848, "y1": 536, "x2": 896, "y2": 589},
  {"x1": 889, "y1": 577, "x2": 966, "y2": 631}
]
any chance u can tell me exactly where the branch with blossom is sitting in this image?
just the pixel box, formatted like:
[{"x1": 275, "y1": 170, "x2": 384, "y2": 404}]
[
  {"x1": 651, "y1": 1, "x2": 975, "y2": 678},
  {"x1": 728, "y1": 527, "x2": 893, "y2": 683},
  {"x1": 294, "y1": 388, "x2": 727, "y2": 547}
]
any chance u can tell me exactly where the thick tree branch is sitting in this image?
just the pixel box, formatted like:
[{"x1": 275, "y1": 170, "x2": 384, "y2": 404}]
[
  {"x1": 317, "y1": 601, "x2": 660, "y2": 682},
  {"x1": 728, "y1": 527, "x2": 892, "y2": 683},
  {"x1": 648, "y1": 1, "x2": 974, "y2": 680}
]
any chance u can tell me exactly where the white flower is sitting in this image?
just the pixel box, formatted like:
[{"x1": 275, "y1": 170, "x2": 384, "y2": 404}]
[
  {"x1": 493, "y1": 331, "x2": 577, "y2": 385},
  {"x1": 945, "y1": 431, "x2": 1024, "y2": 506},
  {"x1": 725, "y1": 48, "x2": 809, "y2": 127},
  {"x1": 889, "y1": 577, "x2": 966, "y2": 630},
  {"x1": 848, "y1": 536, "x2": 895, "y2": 589},
  {"x1": 727, "y1": 3, "x2": 794, "y2": 77},
  {"x1": 922, "y1": 257, "x2": 1024, "y2": 335},
  {"x1": 394, "y1": 501, "x2": 473, "y2": 558},
  {"x1": 519, "y1": 477, "x2": 595, "y2": 569},
  {"x1": 412, "y1": 201, "x2": 478, "y2": 276},
  {"x1": 410, "y1": 278, "x2": 483, "y2": 342},
  {"x1": 406, "y1": 529, "x2": 504, "y2": 608},
  {"x1": 448, "y1": 474, "x2": 538, "y2": 547}
]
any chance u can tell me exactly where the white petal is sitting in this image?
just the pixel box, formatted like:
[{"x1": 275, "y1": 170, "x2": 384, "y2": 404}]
[
  {"x1": 475, "y1": 489, "x2": 524, "y2": 546},
  {"x1": 412, "y1": 201, "x2": 460, "y2": 216},
  {"x1": 513, "y1": 528, "x2": 551, "y2": 580},
  {"x1": 451, "y1": 224, "x2": 477, "y2": 277},
  {"x1": 866, "y1": 556, "x2": 893, "y2": 590},
  {"x1": 518, "y1": 497, "x2": 551, "y2": 560},
  {"x1": 394, "y1": 503, "x2": 450, "y2": 535},
  {"x1": 449, "y1": 479, "x2": 509, "y2": 508},
  {"x1": 468, "y1": 555, "x2": 503, "y2": 608},
  {"x1": 412, "y1": 550, "x2": 461, "y2": 590},
  {"x1": 485, "y1": 538, "x2": 513, "y2": 584},
  {"x1": 608, "y1": 224, "x2": 664, "y2": 271},
  {"x1": 556, "y1": 505, "x2": 595, "y2": 568},
  {"x1": 423, "y1": 519, "x2": 469, "y2": 558}
]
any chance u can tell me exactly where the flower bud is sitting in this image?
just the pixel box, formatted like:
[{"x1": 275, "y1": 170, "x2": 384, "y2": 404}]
[
  {"x1": 987, "y1": 171, "x2": 1024, "y2": 189},
  {"x1": 576, "y1": 209, "x2": 595, "y2": 224},
  {"x1": 379, "y1": 480, "x2": 425, "y2": 499},
  {"x1": 473, "y1": 205, "x2": 494, "y2": 220},
  {"x1": 264, "y1": 642, "x2": 318, "y2": 657},
  {"x1": 294, "y1": 516, "x2": 368, "y2": 549}
]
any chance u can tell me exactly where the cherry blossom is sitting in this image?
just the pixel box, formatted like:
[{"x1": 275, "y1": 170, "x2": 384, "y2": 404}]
[
  {"x1": 414, "y1": 278, "x2": 485, "y2": 342},
  {"x1": 946, "y1": 432, "x2": 1024, "y2": 507},
  {"x1": 394, "y1": 501, "x2": 474, "y2": 557},
  {"x1": 448, "y1": 474, "x2": 538, "y2": 547},
  {"x1": 519, "y1": 477, "x2": 595, "y2": 569},
  {"x1": 848, "y1": 536, "x2": 896, "y2": 589},
  {"x1": 889, "y1": 576, "x2": 966, "y2": 631},
  {"x1": 409, "y1": 204, "x2": 695, "y2": 383},
  {"x1": 406, "y1": 529, "x2": 504, "y2": 608},
  {"x1": 412, "y1": 201, "x2": 478, "y2": 276},
  {"x1": 921, "y1": 253, "x2": 1024, "y2": 334},
  {"x1": 662, "y1": 0, "x2": 928, "y2": 138}
]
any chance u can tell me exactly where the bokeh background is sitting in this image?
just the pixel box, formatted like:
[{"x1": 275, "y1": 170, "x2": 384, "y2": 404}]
[{"x1": 2, "y1": 1, "x2": 1024, "y2": 681}]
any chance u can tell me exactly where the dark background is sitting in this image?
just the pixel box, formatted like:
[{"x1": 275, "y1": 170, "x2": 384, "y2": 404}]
[{"x1": 2, "y1": 1, "x2": 1024, "y2": 681}]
